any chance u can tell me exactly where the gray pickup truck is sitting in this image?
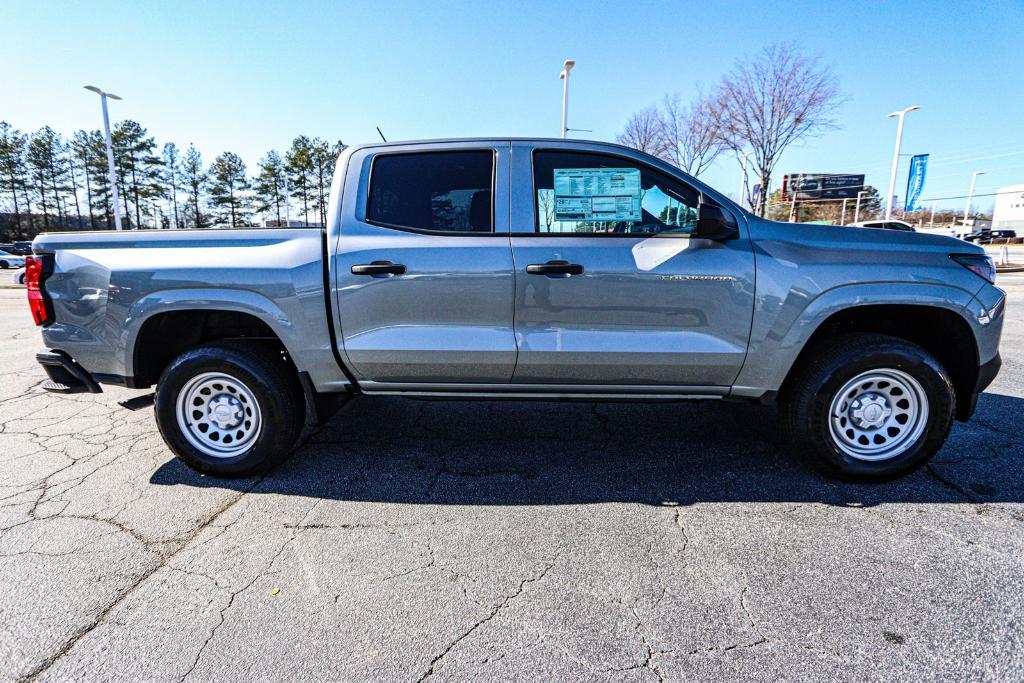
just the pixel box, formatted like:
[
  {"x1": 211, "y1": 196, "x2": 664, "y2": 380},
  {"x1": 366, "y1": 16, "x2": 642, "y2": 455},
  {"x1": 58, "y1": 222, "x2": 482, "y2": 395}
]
[{"x1": 27, "y1": 138, "x2": 1004, "y2": 480}]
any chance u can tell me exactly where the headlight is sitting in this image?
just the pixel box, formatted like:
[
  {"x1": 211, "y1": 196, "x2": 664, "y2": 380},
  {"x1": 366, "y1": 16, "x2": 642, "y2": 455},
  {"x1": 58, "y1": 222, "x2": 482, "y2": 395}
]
[{"x1": 951, "y1": 253, "x2": 996, "y2": 284}]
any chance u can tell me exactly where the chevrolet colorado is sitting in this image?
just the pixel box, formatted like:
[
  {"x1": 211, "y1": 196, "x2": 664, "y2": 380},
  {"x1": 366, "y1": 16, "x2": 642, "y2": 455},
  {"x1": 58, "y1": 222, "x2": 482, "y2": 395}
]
[{"x1": 27, "y1": 138, "x2": 1004, "y2": 480}]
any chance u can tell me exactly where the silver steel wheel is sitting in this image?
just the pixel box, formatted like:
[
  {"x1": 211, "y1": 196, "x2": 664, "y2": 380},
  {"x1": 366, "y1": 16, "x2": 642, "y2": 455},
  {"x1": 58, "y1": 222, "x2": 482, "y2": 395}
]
[
  {"x1": 175, "y1": 372, "x2": 262, "y2": 458},
  {"x1": 827, "y1": 368, "x2": 929, "y2": 462}
]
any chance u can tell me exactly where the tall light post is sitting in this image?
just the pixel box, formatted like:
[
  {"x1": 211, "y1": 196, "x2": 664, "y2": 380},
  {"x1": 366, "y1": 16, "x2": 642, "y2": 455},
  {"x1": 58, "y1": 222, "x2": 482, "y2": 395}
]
[
  {"x1": 738, "y1": 151, "x2": 752, "y2": 209},
  {"x1": 883, "y1": 105, "x2": 919, "y2": 220},
  {"x1": 963, "y1": 171, "x2": 986, "y2": 227},
  {"x1": 854, "y1": 189, "x2": 868, "y2": 223},
  {"x1": 84, "y1": 85, "x2": 124, "y2": 231},
  {"x1": 559, "y1": 59, "x2": 575, "y2": 139}
]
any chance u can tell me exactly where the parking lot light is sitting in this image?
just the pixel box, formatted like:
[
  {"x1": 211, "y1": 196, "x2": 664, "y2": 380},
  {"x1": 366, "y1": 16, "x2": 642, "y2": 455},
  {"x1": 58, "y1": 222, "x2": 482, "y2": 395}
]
[
  {"x1": 560, "y1": 60, "x2": 575, "y2": 139},
  {"x1": 963, "y1": 171, "x2": 986, "y2": 227},
  {"x1": 84, "y1": 85, "x2": 124, "y2": 231},
  {"x1": 884, "y1": 106, "x2": 919, "y2": 220}
]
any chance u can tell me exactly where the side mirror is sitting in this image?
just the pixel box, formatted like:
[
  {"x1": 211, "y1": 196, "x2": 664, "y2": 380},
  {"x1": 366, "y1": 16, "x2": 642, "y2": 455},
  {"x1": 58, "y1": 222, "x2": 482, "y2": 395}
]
[{"x1": 693, "y1": 201, "x2": 739, "y2": 241}]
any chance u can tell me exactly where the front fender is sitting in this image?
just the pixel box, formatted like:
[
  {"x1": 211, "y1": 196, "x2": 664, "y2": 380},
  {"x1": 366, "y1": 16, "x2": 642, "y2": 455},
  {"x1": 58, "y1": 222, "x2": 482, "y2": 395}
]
[{"x1": 731, "y1": 281, "x2": 978, "y2": 396}]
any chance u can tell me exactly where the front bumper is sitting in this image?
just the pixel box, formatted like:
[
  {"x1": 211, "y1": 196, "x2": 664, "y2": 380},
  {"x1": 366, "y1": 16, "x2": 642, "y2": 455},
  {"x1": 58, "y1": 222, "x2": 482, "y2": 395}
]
[
  {"x1": 960, "y1": 352, "x2": 1001, "y2": 420},
  {"x1": 36, "y1": 349, "x2": 102, "y2": 394}
]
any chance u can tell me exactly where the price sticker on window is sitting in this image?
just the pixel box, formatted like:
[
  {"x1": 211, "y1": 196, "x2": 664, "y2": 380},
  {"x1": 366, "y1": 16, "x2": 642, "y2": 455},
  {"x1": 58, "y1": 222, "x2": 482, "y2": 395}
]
[{"x1": 553, "y1": 168, "x2": 641, "y2": 221}]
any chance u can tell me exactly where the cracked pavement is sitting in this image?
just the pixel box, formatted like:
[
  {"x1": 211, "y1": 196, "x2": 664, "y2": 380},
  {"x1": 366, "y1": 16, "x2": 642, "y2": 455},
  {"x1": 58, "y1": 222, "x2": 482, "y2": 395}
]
[{"x1": 1, "y1": 283, "x2": 1022, "y2": 682}]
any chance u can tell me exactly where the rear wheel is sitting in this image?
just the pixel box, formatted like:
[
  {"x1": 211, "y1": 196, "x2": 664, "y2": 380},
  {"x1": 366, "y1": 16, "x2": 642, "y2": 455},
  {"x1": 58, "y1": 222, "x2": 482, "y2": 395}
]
[
  {"x1": 0, "y1": 260, "x2": 9, "y2": 269},
  {"x1": 155, "y1": 341, "x2": 304, "y2": 476},
  {"x1": 781, "y1": 333, "x2": 955, "y2": 480}
]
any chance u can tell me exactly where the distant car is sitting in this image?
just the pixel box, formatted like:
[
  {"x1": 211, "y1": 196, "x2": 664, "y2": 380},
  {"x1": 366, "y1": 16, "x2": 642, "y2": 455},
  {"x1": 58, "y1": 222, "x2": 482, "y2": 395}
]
[
  {"x1": 10, "y1": 241, "x2": 33, "y2": 255},
  {"x1": 962, "y1": 231, "x2": 989, "y2": 243},
  {"x1": 0, "y1": 249, "x2": 27, "y2": 269},
  {"x1": 849, "y1": 220, "x2": 915, "y2": 232},
  {"x1": 980, "y1": 229, "x2": 1018, "y2": 244},
  {"x1": 11, "y1": 267, "x2": 26, "y2": 285}
]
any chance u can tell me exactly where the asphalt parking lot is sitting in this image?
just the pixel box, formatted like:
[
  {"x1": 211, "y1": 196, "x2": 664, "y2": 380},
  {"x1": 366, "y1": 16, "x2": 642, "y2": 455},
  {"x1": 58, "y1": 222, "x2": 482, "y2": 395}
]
[{"x1": 1, "y1": 281, "x2": 1022, "y2": 682}]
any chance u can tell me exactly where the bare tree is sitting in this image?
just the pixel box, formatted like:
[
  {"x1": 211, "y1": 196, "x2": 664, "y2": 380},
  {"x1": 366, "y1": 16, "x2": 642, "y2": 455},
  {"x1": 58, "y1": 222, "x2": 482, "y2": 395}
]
[
  {"x1": 616, "y1": 107, "x2": 665, "y2": 156},
  {"x1": 658, "y1": 93, "x2": 726, "y2": 177},
  {"x1": 714, "y1": 43, "x2": 842, "y2": 216}
]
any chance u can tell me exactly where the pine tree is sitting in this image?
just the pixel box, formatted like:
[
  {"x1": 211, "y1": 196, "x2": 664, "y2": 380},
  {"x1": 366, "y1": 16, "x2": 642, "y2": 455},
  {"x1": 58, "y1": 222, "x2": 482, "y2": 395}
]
[
  {"x1": 70, "y1": 131, "x2": 95, "y2": 228},
  {"x1": 208, "y1": 152, "x2": 250, "y2": 227},
  {"x1": 286, "y1": 136, "x2": 315, "y2": 225},
  {"x1": 63, "y1": 139, "x2": 84, "y2": 229},
  {"x1": 39, "y1": 127, "x2": 69, "y2": 226},
  {"x1": 0, "y1": 122, "x2": 30, "y2": 232},
  {"x1": 84, "y1": 130, "x2": 114, "y2": 228},
  {"x1": 181, "y1": 145, "x2": 207, "y2": 228},
  {"x1": 26, "y1": 127, "x2": 69, "y2": 229},
  {"x1": 113, "y1": 120, "x2": 162, "y2": 229},
  {"x1": 254, "y1": 150, "x2": 287, "y2": 226},
  {"x1": 310, "y1": 138, "x2": 334, "y2": 226},
  {"x1": 162, "y1": 143, "x2": 181, "y2": 229}
]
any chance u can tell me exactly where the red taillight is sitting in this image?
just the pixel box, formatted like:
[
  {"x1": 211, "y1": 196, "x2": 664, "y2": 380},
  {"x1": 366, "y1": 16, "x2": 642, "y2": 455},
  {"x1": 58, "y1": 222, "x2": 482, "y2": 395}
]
[{"x1": 25, "y1": 256, "x2": 52, "y2": 326}]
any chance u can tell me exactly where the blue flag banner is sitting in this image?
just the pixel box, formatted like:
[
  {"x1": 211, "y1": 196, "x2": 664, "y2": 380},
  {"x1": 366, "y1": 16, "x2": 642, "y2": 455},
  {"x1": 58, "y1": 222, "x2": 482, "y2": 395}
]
[{"x1": 905, "y1": 154, "x2": 928, "y2": 212}]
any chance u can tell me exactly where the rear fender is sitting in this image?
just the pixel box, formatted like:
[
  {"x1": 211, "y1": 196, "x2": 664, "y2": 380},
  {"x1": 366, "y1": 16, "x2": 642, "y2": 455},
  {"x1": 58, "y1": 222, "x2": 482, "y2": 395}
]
[{"x1": 122, "y1": 288, "x2": 300, "y2": 380}]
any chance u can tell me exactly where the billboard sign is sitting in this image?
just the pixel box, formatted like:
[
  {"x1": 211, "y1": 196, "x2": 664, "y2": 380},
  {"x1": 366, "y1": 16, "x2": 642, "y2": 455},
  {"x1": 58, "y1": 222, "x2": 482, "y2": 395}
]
[
  {"x1": 904, "y1": 154, "x2": 928, "y2": 212},
  {"x1": 782, "y1": 173, "x2": 865, "y2": 200}
]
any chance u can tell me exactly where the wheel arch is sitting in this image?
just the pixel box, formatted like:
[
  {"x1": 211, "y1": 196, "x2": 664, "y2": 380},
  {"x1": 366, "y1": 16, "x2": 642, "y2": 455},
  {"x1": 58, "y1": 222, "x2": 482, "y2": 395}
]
[
  {"x1": 779, "y1": 303, "x2": 979, "y2": 420},
  {"x1": 124, "y1": 288, "x2": 302, "y2": 388}
]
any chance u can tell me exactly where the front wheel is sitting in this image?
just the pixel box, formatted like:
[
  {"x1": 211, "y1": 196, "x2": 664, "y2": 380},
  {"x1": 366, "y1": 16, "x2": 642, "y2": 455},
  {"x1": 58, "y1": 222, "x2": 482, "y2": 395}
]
[
  {"x1": 155, "y1": 341, "x2": 305, "y2": 476},
  {"x1": 781, "y1": 333, "x2": 955, "y2": 481},
  {"x1": 0, "y1": 261, "x2": 9, "y2": 269}
]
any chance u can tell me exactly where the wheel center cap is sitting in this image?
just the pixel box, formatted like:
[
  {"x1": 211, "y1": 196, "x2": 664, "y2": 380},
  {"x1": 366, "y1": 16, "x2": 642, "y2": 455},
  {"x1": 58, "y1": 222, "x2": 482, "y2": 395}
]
[
  {"x1": 208, "y1": 396, "x2": 242, "y2": 429},
  {"x1": 849, "y1": 393, "x2": 891, "y2": 429}
]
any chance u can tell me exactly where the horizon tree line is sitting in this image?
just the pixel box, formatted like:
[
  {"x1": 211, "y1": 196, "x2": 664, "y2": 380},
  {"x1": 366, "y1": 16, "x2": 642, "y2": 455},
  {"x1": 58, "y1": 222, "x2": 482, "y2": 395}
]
[{"x1": 0, "y1": 120, "x2": 345, "y2": 239}]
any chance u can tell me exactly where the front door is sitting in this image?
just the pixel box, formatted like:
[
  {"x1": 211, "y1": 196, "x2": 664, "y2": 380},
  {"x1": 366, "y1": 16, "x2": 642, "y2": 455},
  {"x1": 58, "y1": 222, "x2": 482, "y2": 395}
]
[
  {"x1": 509, "y1": 144, "x2": 755, "y2": 388},
  {"x1": 334, "y1": 143, "x2": 516, "y2": 385}
]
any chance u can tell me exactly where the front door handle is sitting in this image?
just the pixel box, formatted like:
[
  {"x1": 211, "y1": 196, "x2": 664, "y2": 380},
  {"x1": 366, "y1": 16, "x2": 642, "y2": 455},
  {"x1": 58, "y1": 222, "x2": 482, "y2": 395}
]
[
  {"x1": 351, "y1": 260, "x2": 407, "y2": 276},
  {"x1": 526, "y1": 260, "x2": 584, "y2": 276}
]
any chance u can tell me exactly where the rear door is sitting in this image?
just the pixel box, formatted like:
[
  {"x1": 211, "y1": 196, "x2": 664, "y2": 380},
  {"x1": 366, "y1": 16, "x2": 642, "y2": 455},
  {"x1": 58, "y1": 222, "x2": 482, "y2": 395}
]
[
  {"x1": 333, "y1": 142, "x2": 516, "y2": 386},
  {"x1": 508, "y1": 142, "x2": 755, "y2": 388}
]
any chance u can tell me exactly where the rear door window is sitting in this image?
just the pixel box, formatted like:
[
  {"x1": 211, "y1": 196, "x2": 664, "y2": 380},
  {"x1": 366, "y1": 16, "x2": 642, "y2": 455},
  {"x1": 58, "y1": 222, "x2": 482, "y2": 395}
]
[{"x1": 367, "y1": 151, "x2": 494, "y2": 233}]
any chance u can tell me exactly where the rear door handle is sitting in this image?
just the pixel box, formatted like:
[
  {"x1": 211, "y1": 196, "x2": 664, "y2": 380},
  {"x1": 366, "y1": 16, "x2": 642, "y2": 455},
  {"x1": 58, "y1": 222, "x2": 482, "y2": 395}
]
[
  {"x1": 526, "y1": 260, "x2": 584, "y2": 276},
  {"x1": 351, "y1": 260, "x2": 406, "y2": 276}
]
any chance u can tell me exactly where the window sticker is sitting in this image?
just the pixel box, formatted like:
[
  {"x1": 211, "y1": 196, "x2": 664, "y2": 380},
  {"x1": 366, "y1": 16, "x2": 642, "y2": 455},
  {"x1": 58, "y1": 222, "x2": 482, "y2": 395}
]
[{"x1": 553, "y1": 168, "x2": 641, "y2": 222}]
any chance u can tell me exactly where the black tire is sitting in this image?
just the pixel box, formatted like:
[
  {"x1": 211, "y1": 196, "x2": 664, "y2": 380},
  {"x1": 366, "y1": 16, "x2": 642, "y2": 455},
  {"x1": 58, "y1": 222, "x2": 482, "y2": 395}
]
[
  {"x1": 0, "y1": 261, "x2": 9, "y2": 269},
  {"x1": 781, "y1": 333, "x2": 955, "y2": 481},
  {"x1": 155, "y1": 341, "x2": 305, "y2": 476}
]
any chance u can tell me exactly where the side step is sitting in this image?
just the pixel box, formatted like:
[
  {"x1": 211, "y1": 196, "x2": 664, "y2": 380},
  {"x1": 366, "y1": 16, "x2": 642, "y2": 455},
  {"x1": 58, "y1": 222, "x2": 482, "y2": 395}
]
[{"x1": 36, "y1": 350, "x2": 102, "y2": 394}]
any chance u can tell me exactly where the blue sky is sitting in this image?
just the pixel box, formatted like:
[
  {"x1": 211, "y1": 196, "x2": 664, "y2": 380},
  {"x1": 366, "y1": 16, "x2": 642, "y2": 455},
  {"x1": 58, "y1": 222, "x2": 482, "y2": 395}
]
[{"x1": 2, "y1": 0, "x2": 1022, "y2": 212}]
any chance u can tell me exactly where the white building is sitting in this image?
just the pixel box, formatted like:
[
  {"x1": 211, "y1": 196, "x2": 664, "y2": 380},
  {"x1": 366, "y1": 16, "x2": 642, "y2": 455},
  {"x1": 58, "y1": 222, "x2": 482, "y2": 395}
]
[{"x1": 992, "y1": 184, "x2": 1024, "y2": 230}]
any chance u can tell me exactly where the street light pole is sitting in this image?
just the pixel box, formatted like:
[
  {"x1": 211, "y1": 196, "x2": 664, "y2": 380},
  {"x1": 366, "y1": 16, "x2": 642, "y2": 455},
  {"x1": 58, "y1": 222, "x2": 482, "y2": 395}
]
[
  {"x1": 963, "y1": 171, "x2": 986, "y2": 227},
  {"x1": 84, "y1": 85, "x2": 124, "y2": 231},
  {"x1": 559, "y1": 60, "x2": 575, "y2": 139},
  {"x1": 738, "y1": 152, "x2": 752, "y2": 209},
  {"x1": 884, "y1": 106, "x2": 919, "y2": 221},
  {"x1": 854, "y1": 190, "x2": 867, "y2": 223}
]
